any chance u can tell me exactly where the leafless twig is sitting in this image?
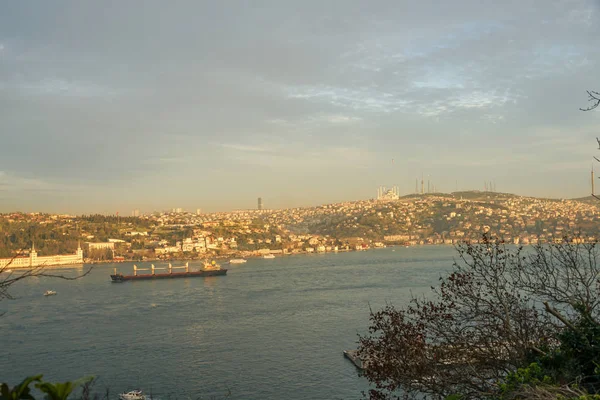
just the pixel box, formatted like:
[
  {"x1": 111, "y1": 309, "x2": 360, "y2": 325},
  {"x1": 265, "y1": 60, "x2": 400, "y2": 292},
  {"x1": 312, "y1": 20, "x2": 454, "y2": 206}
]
[
  {"x1": 581, "y1": 90, "x2": 600, "y2": 111},
  {"x1": 0, "y1": 250, "x2": 92, "y2": 302}
]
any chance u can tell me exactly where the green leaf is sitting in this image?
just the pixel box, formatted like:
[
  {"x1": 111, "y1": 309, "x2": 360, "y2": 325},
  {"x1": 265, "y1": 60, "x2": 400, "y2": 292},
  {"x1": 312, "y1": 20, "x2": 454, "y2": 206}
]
[
  {"x1": 35, "y1": 376, "x2": 94, "y2": 400},
  {"x1": 0, "y1": 375, "x2": 43, "y2": 400}
]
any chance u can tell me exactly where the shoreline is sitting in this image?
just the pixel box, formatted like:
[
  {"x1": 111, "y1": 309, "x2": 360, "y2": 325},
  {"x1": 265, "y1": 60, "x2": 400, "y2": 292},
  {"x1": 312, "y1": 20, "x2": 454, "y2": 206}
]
[
  {"x1": 5, "y1": 244, "x2": 447, "y2": 269},
  {"x1": 3, "y1": 241, "x2": 538, "y2": 270},
  {"x1": 89, "y1": 245, "x2": 407, "y2": 267}
]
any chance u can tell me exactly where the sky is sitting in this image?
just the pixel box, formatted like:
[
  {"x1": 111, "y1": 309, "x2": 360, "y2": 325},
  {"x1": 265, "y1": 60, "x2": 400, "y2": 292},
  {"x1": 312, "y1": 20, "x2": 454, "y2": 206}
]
[{"x1": 1, "y1": 1, "x2": 600, "y2": 214}]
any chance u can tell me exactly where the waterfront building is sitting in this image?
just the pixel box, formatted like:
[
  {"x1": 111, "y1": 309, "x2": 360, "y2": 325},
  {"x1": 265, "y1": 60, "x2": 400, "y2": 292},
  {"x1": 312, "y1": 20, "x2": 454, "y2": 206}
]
[
  {"x1": 85, "y1": 242, "x2": 115, "y2": 251},
  {"x1": 0, "y1": 243, "x2": 84, "y2": 269}
]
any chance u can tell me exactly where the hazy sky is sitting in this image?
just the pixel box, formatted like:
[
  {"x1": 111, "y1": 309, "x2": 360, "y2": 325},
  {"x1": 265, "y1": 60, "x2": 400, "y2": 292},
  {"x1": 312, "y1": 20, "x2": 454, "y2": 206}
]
[{"x1": 1, "y1": 1, "x2": 599, "y2": 214}]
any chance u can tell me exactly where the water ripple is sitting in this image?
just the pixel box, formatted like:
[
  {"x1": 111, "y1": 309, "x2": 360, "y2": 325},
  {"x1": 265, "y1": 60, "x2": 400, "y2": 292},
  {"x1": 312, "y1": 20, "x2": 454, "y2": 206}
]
[{"x1": 1, "y1": 247, "x2": 454, "y2": 400}]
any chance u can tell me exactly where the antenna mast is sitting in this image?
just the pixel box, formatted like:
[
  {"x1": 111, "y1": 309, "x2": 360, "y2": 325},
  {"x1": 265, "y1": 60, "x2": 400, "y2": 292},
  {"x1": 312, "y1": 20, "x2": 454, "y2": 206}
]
[{"x1": 592, "y1": 165, "x2": 595, "y2": 197}]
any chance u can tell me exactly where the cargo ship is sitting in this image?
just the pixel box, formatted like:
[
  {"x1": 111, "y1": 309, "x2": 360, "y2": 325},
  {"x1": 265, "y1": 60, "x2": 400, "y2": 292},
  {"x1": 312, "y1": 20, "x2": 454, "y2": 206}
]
[{"x1": 110, "y1": 261, "x2": 227, "y2": 282}]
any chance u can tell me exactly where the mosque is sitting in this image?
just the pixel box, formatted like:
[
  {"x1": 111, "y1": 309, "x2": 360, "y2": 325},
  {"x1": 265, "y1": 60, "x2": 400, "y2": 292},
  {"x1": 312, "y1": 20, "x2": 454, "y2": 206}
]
[{"x1": 377, "y1": 186, "x2": 400, "y2": 201}]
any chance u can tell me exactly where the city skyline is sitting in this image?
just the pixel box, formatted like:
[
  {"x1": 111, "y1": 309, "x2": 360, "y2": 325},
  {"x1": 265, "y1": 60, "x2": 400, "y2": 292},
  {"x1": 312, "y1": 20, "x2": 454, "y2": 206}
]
[
  {"x1": 1, "y1": 1, "x2": 600, "y2": 214},
  {"x1": 3, "y1": 185, "x2": 596, "y2": 217}
]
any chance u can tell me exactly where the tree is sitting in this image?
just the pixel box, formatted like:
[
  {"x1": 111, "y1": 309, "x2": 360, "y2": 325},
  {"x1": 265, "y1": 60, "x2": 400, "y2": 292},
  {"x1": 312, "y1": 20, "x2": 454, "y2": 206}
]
[
  {"x1": 581, "y1": 90, "x2": 600, "y2": 111},
  {"x1": 87, "y1": 248, "x2": 113, "y2": 261},
  {"x1": 357, "y1": 236, "x2": 600, "y2": 399}
]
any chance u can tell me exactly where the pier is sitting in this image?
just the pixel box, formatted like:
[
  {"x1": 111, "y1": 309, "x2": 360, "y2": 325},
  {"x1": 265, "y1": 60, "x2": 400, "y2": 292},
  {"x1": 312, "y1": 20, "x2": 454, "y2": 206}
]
[{"x1": 343, "y1": 350, "x2": 366, "y2": 370}]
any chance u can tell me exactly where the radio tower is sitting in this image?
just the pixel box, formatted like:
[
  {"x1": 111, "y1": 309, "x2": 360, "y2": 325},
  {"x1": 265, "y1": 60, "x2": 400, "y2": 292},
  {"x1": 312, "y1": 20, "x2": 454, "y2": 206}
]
[{"x1": 592, "y1": 165, "x2": 596, "y2": 197}]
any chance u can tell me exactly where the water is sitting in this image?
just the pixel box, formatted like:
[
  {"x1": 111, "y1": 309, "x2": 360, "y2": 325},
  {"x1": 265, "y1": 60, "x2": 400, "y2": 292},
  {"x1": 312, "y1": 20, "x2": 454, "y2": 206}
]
[{"x1": 0, "y1": 246, "x2": 456, "y2": 400}]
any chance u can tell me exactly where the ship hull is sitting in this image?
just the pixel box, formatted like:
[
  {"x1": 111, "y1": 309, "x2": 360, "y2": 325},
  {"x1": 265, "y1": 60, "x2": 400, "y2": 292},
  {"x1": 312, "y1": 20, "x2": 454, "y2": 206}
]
[{"x1": 110, "y1": 269, "x2": 227, "y2": 282}]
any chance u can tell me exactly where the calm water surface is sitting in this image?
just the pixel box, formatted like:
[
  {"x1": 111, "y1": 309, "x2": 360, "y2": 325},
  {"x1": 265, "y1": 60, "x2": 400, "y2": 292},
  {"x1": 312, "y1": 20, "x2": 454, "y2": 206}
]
[{"x1": 1, "y1": 246, "x2": 457, "y2": 400}]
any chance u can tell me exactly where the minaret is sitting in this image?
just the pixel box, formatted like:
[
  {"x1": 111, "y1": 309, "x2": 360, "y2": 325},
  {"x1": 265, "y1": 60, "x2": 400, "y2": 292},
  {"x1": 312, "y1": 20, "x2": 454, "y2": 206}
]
[
  {"x1": 30, "y1": 242, "x2": 37, "y2": 267},
  {"x1": 592, "y1": 165, "x2": 595, "y2": 197},
  {"x1": 76, "y1": 241, "x2": 83, "y2": 261}
]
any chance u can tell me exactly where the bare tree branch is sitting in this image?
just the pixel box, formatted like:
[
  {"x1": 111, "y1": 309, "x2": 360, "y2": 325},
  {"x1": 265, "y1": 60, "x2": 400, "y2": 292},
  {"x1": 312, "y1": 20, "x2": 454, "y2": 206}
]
[
  {"x1": 581, "y1": 90, "x2": 600, "y2": 111},
  {"x1": 358, "y1": 235, "x2": 600, "y2": 400},
  {"x1": 0, "y1": 250, "x2": 92, "y2": 302},
  {"x1": 543, "y1": 301, "x2": 578, "y2": 332}
]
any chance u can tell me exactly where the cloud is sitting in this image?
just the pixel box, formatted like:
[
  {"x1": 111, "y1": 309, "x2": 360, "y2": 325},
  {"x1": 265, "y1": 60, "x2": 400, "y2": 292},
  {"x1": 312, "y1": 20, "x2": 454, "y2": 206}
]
[
  {"x1": 481, "y1": 114, "x2": 505, "y2": 124},
  {"x1": 326, "y1": 115, "x2": 362, "y2": 124},
  {"x1": 285, "y1": 84, "x2": 413, "y2": 113},
  {"x1": 3, "y1": 78, "x2": 119, "y2": 98},
  {"x1": 267, "y1": 114, "x2": 363, "y2": 127},
  {"x1": 285, "y1": 83, "x2": 518, "y2": 118},
  {"x1": 141, "y1": 157, "x2": 192, "y2": 166},
  {"x1": 405, "y1": 153, "x2": 530, "y2": 168},
  {"x1": 216, "y1": 138, "x2": 375, "y2": 170},
  {"x1": 0, "y1": 171, "x2": 87, "y2": 193},
  {"x1": 219, "y1": 143, "x2": 275, "y2": 153}
]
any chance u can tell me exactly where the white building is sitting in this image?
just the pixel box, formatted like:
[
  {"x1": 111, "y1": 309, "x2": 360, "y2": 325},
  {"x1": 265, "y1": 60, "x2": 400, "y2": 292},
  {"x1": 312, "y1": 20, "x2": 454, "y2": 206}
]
[
  {"x1": 0, "y1": 243, "x2": 84, "y2": 269},
  {"x1": 86, "y1": 242, "x2": 115, "y2": 251}
]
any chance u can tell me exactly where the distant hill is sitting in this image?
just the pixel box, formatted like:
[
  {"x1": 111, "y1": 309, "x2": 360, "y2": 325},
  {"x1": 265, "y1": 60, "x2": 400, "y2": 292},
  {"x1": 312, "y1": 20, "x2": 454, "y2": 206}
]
[
  {"x1": 571, "y1": 195, "x2": 598, "y2": 204},
  {"x1": 402, "y1": 190, "x2": 585, "y2": 204},
  {"x1": 400, "y1": 192, "x2": 454, "y2": 200},
  {"x1": 401, "y1": 191, "x2": 521, "y2": 202}
]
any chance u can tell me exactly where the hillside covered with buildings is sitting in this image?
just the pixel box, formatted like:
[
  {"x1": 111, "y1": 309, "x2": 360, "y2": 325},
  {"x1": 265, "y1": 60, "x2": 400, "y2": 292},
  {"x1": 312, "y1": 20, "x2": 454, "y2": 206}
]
[{"x1": 1, "y1": 191, "x2": 599, "y2": 264}]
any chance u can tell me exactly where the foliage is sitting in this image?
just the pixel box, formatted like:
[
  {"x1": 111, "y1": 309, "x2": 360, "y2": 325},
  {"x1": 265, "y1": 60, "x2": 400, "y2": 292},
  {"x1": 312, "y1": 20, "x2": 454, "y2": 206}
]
[
  {"x1": 498, "y1": 384, "x2": 598, "y2": 400},
  {"x1": 358, "y1": 235, "x2": 600, "y2": 400},
  {"x1": 0, "y1": 375, "x2": 42, "y2": 400},
  {"x1": 498, "y1": 363, "x2": 553, "y2": 396},
  {"x1": 0, "y1": 376, "x2": 93, "y2": 400},
  {"x1": 527, "y1": 305, "x2": 600, "y2": 393},
  {"x1": 35, "y1": 377, "x2": 94, "y2": 400},
  {"x1": 87, "y1": 249, "x2": 113, "y2": 261},
  {"x1": 0, "y1": 221, "x2": 78, "y2": 257},
  {"x1": 0, "y1": 214, "x2": 152, "y2": 258}
]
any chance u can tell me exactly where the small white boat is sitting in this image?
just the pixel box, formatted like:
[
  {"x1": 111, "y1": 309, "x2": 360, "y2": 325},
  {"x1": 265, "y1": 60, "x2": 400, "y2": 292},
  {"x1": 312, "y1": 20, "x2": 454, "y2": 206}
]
[
  {"x1": 44, "y1": 290, "x2": 57, "y2": 296},
  {"x1": 119, "y1": 390, "x2": 146, "y2": 400},
  {"x1": 263, "y1": 254, "x2": 275, "y2": 259},
  {"x1": 229, "y1": 259, "x2": 247, "y2": 264}
]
